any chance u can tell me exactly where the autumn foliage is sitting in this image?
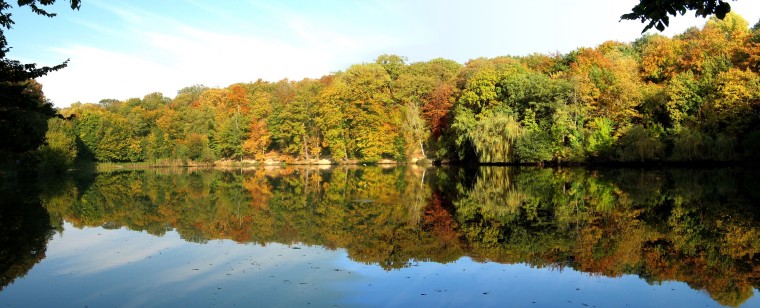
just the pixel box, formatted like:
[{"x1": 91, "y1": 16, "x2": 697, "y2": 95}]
[{"x1": 48, "y1": 13, "x2": 760, "y2": 164}]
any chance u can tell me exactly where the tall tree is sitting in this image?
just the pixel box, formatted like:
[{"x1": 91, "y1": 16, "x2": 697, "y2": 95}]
[
  {"x1": 0, "y1": 0, "x2": 80, "y2": 161},
  {"x1": 340, "y1": 63, "x2": 399, "y2": 160},
  {"x1": 0, "y1": 80, "x2": 54, "y2": 155},
  {"x1": 213, "y1": 116, "x2": 245, "y2": 160},
  {"x1": 316, "y1": 76, "x2": 350, "y2": 160}
]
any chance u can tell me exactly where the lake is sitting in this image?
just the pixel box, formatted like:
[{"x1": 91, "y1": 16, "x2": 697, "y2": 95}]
[{"x1": 1, "y1": 166, "x2": 759, "y2": 307}]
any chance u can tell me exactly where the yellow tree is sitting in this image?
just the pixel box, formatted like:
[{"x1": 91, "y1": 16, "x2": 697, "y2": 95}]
[
  {"x1": 569, "y1": 42, "x2": 643, "y2": 125},
  {"x1": 638, "y1": 34, "x2": 684, "y2": 82},
  {"x1": 315, "y1": 75, "x2": 350, "y2": 160},
  {"x1": 340, "y1": 63, "x2": 400, "y2": 160},
  {"x1": 242, "y1": 119, "x2": 271, "y2": 160},
  {"x1": 704, "y1": 68, "x2": 760, "y2": 134}
]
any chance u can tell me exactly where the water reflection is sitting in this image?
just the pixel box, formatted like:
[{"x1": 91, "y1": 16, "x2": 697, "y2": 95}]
[
  {"x1": 0, "y1": 180, "x2": 54, "y2": 292},
  {"x1": 2, "y1": 166, "x2": 759, "y2": 306},
  {"x1": 448, "y1": 167, "x2": 760, "y2": 307}
]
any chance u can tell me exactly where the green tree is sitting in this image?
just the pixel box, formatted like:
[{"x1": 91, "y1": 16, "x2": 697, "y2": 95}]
[
  {"x1": 515, "y1": 109, "x2": 553, "y2": 163},
  {"x1": 186, "y1": 133, "x2": 213, "y2": 162},
  {"x1": 37, "y1": 117, "x2": 78, "y2": 173},
  {"x1": 213, "y1": 116, "x2": 246, "y2": 160},
  {"x1": 0, "y1": 80, "x2": 55, "y2": 156},
  {"x1": 140, "y1": 92, "x2": 169, "y2": 111},
  {"x1": 375, "y1": 54, "x2": 407, "y2": 81},
  {"x1": 0, "y1": 0, "x2": 80, "y2": 163},
  {"x1": 173, "y1": 84, "x2": 209, "y2": 107},
  {"x1": 585, "y1": 117, "x2": 616, "y2": 160},
  {"x1": 72, "y1": 105, "x2": 140, "y2": 162},
  {"x1": 268, "y1": 79, "x2": 323, "y2": 160}
]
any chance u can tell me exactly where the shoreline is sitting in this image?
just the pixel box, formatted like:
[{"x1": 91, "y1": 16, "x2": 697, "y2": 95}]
[{"x1": 91, "y1": 158, "x2": 755, "y2": 172}]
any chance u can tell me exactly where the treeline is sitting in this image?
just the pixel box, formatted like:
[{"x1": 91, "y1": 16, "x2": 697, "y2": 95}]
[{"x1": 44, "y1": 13, "x2": 760, "y2": 168}]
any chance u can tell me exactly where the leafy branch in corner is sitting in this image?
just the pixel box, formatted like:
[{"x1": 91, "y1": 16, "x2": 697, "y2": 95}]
[{"x1": 622, "y1": 0, "x2": 733, "y2": 32}]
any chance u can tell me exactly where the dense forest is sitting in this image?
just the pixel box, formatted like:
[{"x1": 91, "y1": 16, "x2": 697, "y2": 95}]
[{"x1": 39, "y1": 13, "x2": 760, "y2": 169}]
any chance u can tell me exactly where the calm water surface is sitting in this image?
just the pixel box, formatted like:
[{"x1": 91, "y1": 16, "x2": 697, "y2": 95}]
[{"x1": 1, "y1": 166, "x2": 758, "y2": 307}]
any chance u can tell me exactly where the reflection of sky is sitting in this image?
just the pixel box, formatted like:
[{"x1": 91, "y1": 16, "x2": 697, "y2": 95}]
[
  {"x1": 1, "y1": 222, "x2": 353, "y2": 307},
  {"x1": 333, "y1": 258, "x2": 752, "y2": 307},
  {"x1": 0, "y1": 222, "x2": 758, "y2": 307}
]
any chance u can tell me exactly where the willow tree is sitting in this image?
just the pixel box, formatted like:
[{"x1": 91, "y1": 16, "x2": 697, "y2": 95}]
[
  {"x1": 468, "y1": 111, "x2": 522, "y2": 163},
  {"x1": 402, "y1": 100, "x2": 428, "y2": 158}
]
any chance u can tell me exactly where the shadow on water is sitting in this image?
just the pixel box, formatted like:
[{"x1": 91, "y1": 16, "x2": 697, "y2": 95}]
[{"x1": 0, "y1": 179, "x2": 55, "y2": 291}]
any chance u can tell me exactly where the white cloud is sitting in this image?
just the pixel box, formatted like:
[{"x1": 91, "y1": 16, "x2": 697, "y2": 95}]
[
  {"x1": 48, "y1": 224, "x2": 181, "y2": 275},
  {"x1": 35, "y1": 0, "x2": 760, "y2": 108},
  {"x1": 39, "y1": 1, "x2": 404, "y2": 107}
]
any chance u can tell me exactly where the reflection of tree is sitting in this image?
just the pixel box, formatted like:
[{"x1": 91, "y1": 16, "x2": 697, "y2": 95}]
[
  {"x1": 39, "y1": 166, "x2": 760, "y2": 305},
  {"x1": 455, "y1": 167, "x2": 528, "y2": 222},
  {"x1": 420, "y1": 191, "x2": 464, "y2": 263},
  {"x1": 450, "y1": 167, "x2": 760, "y2": 307},
  {"x1": 0, "y1": 180, "x2": 55, "y2": 291},
  {"x1": 243, "y1": 170, "x2": 272, "y2": 210}
]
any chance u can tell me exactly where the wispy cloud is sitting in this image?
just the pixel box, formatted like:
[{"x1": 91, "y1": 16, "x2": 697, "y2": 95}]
[
  {"x1": 32, "y1": 0, "x2": 760, "y2": 107},
  {"x1": 49, "y1": 225, "x2": 181, "y2": 275},
  {"x1": 38, "y1": 0, "x2": 405, "y2": 106}
]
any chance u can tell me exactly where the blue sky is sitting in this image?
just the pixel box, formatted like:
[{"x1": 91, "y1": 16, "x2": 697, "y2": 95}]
[{"x1": 7, "y1": 0, "x2": 760, "y2": 107}]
